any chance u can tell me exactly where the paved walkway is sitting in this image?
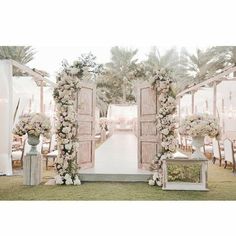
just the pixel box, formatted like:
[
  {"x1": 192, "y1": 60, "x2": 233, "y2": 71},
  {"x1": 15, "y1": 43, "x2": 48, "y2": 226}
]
[{"x1": 80, "y1": 131, "x2": 151, "y2": 174}]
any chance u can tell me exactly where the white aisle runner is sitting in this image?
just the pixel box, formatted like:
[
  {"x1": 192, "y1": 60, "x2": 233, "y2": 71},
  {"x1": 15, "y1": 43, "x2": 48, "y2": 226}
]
[{"x1": 80, "y1": 131, "x2": 151, "y2": 174}]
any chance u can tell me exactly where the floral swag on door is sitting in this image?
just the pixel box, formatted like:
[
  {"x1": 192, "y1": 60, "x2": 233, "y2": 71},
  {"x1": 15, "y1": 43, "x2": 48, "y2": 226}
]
[
  {"x1": 53, "y1": 63, "x2": 83, "y2": 185},
  {"x1": 53, "y1": 55, "x2": 102, "y2": 185},
  {"x1": 149, "y1": 68, "x2": 177, "y2": 186}
]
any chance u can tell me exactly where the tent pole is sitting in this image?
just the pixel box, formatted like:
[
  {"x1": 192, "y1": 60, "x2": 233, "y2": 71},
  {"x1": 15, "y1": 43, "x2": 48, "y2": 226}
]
[
  {"x1": 40, "y1": 80, "x2": 44, "y2": 113},
  {"x1": 178, "y1": 97, "x2": 181, "y2": 122},
  {"x1": 213, "y1": 82, "x2": 217, "y2": 117},
  {"x1": 191, "y1": 91, "x2": 195, "y2": 114}
]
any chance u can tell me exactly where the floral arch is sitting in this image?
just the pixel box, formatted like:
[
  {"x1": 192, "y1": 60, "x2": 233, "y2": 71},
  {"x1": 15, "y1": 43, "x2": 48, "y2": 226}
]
[{"x1": 53, "y1": 60, "x2": 176, "y2": 186}]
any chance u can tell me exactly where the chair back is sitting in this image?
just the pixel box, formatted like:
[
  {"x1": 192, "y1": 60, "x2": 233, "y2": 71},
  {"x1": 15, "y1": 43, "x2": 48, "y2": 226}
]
[
  {"x1": 177, "y1": 133, "x2": 182, "y2": 146},
  {"x1": 223, "y1": 138, "x2": 234, "y2": 163},
  {"x1": 212, "y1": 139, "x2": 221, "y2": 158},
  {"x1": 182, "y1": 136, "x2": 187, "y2": 147},
  {"x1": 49, "y1": 134, "x2": 56, "y2": 152},
  {"x1": 204, "y1": 136, "x2": 212, "y2": 145}
]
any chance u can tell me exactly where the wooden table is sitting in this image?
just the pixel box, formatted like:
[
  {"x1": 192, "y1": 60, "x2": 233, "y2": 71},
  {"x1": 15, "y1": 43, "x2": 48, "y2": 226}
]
[{"x1": 162, "y1": 158, "x2": 208, "y2": 191}]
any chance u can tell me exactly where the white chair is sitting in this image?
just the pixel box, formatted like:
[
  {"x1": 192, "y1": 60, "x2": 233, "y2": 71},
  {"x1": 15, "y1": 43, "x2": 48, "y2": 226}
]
[
  {"x1": 212, "y1": 139, "x2": 224, "y2": 166},
  {"x1": 202, "y1": 137, "x2": 213, "y2": 154},
  {"x1": 182, "y1": 136, "x2": 192, "y2": 151},
  {"x1": 12, "y1": 136, "x2": 43, "y2": 168},
  {"x1": 223, "y1": 138, "x2": 236, "y2": 173},
  {"x1": 177, "y1": 133, "x2": 183, "y2": 148},
  {"x1": 45, "y1": 134, "x2": 57, "y2": 170},
  {"x1": 11, "y1": 139, "x2": 26, "y2": 168}
]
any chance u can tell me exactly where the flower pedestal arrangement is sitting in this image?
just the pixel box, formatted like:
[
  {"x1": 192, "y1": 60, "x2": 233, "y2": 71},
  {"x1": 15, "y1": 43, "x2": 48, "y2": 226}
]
[
  {"x1": 23, "y1": 134, "x2": 42, "y2": 185},
  {"x1": 179, "y1": 114, "x2": 220, "y2": 160},
  {"x1": 13, "y1": 113, "x2": 51, "y2": 186},
  {"x1": 191, "y1": 136, "x2": 206, "y2": 159},
  {"x1": 27, "y1": 134, "x2": 40, "y2": 155}
]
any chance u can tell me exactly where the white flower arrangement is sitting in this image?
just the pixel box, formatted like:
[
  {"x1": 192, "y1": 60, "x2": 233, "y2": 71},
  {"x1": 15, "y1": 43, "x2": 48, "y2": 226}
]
[
  {"x1": 149, "y1": 68, "x2": 177, "y2": 186},
  {"x1": 13, "y1": 113, "x2": 51, "y2": 138},
  {"x1": 179, "y1": 114, "x2": 219, "y2": 138},
  {"x1": 53, "y1": 62, "x2": 82, "y2": 185},
  {"x1": 54, "y1": 57, "x2": 102, "y2": 185}
]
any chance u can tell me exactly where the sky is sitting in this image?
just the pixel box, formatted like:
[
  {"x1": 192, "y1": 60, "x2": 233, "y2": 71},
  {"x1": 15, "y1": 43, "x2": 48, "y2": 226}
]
[{"x1": 27, "y1": 46, "x2": 198, "y2": 80}]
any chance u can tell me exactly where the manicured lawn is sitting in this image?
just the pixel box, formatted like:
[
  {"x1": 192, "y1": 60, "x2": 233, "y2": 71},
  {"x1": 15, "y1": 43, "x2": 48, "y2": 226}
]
[{"x1": 0, "y1": 162, "x2": 236, "y2": 200}]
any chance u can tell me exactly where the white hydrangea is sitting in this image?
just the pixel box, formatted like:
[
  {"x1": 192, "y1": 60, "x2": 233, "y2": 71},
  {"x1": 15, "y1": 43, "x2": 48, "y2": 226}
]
[
  {"x1": 74, "y1": 176, "x2": 81, "y2": 185},
  {"x1": 55, "y1": 175, "x2": 64, "y2": 185}
]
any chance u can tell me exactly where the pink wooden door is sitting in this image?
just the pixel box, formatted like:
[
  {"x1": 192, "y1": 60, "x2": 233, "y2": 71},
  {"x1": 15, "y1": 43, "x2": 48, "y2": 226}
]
[
  {"x1": 137, "y1": 81, "x2": 160, "y2": 170},
  {"x1": 77, "y1": 82, "x2": 96, "y2": 169}
]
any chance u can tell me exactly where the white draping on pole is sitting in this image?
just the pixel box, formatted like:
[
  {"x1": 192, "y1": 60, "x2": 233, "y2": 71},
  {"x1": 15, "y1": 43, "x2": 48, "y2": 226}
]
[{"x1": 0, "y1": 60, "x2": 13, "y2": 175}]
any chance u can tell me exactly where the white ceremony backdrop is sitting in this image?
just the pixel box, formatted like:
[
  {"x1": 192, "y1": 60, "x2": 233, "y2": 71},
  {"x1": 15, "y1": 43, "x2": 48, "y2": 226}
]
[{"x1": 0, "y1": 60, "x2": 13, "y2": 175}]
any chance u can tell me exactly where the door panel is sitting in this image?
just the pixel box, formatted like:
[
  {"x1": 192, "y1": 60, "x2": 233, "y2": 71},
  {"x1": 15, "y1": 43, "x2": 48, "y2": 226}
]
[
  {"x1": 137, "y1": 82, "x2": 160, "y2": 170},
  {"x1": 76, "y1": 82, "x2": 96, "y2": 169}
]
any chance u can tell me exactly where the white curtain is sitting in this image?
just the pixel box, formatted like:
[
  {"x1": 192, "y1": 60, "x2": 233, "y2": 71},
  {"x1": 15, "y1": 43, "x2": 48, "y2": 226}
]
[
  {"x1": 107, "y1": 104, "x2": 137, "y2": 121},
  {"x1": 0, "y1": 60, "x2": 13, "y2": 175},
  {"x1": 107, "y1": 104, "x2": 137, "y2": 130}
]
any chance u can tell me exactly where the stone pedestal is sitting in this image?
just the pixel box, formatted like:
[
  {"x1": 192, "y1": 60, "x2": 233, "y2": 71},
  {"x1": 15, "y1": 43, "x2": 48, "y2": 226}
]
[{"x1": 23, "y1": 153, "x2": 42, "y2": 185}]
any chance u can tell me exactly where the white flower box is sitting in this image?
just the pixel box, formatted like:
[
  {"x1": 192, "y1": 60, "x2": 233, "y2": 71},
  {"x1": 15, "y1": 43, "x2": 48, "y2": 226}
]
[{"x1": 162, "y1": 158, "x2": 208, "y2": 191}]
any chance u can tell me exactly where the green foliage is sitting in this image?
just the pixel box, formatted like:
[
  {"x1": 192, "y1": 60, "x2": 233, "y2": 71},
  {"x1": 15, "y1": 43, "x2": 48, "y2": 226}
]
[
  {"x1": 0, "y1": 46, "x2": 35, "y2": 76},
  {"x1": 167, "y1": 163, "x2": 201, "y2": 183},
  {"x1": 102, "y1": 46, "x2": 140, "y2": 103},
  {"x1": 1, "y1": 162, "x2": 236, "y2": 200}
]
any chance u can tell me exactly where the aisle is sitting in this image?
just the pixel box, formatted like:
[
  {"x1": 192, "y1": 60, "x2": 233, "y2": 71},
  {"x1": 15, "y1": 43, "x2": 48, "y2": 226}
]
[{"x1": 80, "y1": 131, "x2": 151, "y2": 174}]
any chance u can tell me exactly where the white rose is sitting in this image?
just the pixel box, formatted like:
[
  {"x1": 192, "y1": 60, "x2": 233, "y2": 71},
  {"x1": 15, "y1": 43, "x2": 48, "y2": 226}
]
[
  {"x1": 148, "y1": 179, "x2": 155, "y2": 186},
  {"x1": 64, "y1": 173, "x2": 71, "y2": 180},
  {"x1": 65, "y1": 178, "x2": 73, "y2": 185},
  {"x1": 65, "y1": 143, "x2": 72, "y2": 150},
  {"x1": 55, "y1": 175, "x2": 64, "y2": 185},
  {"x1": 153, "y1": 172, "x2": 159, "y2": 180},
  {"x1": 74, "y1": 176, "x2": 81, "y2": 185}
]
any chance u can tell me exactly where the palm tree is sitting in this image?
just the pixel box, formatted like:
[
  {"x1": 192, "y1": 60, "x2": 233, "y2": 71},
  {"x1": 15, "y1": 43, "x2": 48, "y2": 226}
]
[
  {"x1": 0, "y1": 46, "x2": 35, "y2": 75},
  {"x1": 0, "y1": 46, "x2": 35, "y2": 63},
  {"x1": 143, "y1": 47, "x2": 193, "y2": 94},
  {"x1": 144, "y1": 46, "x2": 180, "y2": 74},
  {"x1": 210, "y1": 46, "x2": 236, "y2": 76},
  {"x1": 106, "y1": 46, "x2": 139, "y2": 103},
  {"x1": 180, "y1": 47, "x2": 225, "y2": 83}
]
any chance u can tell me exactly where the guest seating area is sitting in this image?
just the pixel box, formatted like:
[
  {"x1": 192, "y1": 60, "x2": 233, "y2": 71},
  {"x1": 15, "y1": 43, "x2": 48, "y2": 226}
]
[{"x1": 178, "y1": 134, "x2": 236, "y2": 173}]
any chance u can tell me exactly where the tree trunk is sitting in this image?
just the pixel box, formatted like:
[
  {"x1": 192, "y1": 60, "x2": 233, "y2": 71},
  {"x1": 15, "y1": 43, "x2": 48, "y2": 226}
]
[{"x1": 122, "y1": 83, "x2": 126, "y2": 103}]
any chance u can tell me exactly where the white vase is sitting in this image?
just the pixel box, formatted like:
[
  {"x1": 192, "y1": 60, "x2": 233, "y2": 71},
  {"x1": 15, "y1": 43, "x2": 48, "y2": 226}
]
[{"x1": 191, "y1": 136, "x2": 206, "y2": 159}]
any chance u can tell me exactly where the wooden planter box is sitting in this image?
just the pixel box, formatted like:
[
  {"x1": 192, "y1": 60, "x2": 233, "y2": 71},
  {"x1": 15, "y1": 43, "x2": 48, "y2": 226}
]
[{"x1": 162, "y1": 158, "x2": 208, "y2": 191}]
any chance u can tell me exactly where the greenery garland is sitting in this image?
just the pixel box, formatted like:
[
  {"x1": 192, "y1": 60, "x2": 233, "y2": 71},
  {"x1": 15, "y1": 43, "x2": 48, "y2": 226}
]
[{"x1": 149, "y1": 68, "x2": 177, "y2": 186}]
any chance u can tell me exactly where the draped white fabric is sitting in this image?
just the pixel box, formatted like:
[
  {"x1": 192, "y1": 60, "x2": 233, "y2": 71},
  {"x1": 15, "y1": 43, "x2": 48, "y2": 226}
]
[
  {"x1": 179, "y1": 80, "x2": 236, "y2": 139},
  {"x1": 0, "y1": 60, "x2": 13, "y2": 175},
  {"x1": 12, "y1": 76, "x2": 54, "y2": 125},
  {"x1": 107, "y1": 104, "x2": 137, "y2": 130},
  {"x1": 107, "y1": 104, "x2": 137, "y2": 121}
]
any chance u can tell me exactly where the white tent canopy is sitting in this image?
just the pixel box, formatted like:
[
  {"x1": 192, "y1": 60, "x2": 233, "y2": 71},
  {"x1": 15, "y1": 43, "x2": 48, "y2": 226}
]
[
  {"x1": 0, "y1": 61, "x2": 13, "y2": 175},
  {"x1": 12, "y1": 76, "x2": 54, "y2": 125},
  {"x1": 179, "y1": 79, "x2": 236, "y2": 139},
  {"x1": 0, "y1": 60, "x2": 55, "y2": 175}
]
